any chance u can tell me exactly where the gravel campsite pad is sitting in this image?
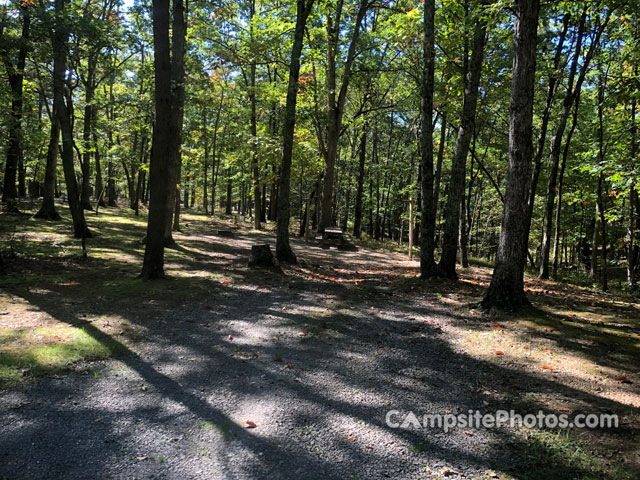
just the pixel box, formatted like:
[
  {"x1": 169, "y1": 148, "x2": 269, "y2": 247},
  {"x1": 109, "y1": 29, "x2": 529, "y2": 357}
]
[{"x1": 1, "y1": 216, "x2": 639, "y2": 479}]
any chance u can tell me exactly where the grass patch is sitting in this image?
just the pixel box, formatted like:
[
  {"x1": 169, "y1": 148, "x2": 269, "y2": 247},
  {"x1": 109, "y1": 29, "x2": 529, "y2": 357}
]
[
  {"x1": 0, "y1": 324, "x2": 129, "y2": 390},
  {"x1": 517, "y1": 429, "x2": 638, "y2": 480}
]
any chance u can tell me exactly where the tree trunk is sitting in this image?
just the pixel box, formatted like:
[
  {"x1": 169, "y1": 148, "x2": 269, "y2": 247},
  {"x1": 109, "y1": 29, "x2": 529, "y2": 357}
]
[
  {"x1": 352, "y1": 129, "x2": 367, "y2": 238},
  {"x1": 482, "y1": 0, "x2": 540, "y2": 310},
  {"x1": 93, "y1": 129, "x2": 106, "y2": 207},
  {"x1": 433, "y1": 112, "x2": 447, "y2": 218},
  {"x1": 419, "y1": 0, "x2": 437, "y2": 277},
  {"x1": 2, "y1": 7, "x2": 30, "y2": 211},
  {"x1": 438, "y1": 12, "x2": 487, "y2": 278},
  {"x1": 539, "y1": 10, "x2": 587, "y2": 278},
  {"x1": 141, "y1": 0, "x2": 186, "y2": 279},
  {"x1": 275, "y1": 0, "x2": 314, "y2": 263},
  {"x1": 35, "y1": 115, "x2": 61, "y2": 220},
  {"x1": 318, "y1": 0, "x2": 368, "y2": 232},
  {"x1": 628, "y1": 95, "x2": 638, "y2": 286},
  {"x1": 81, "y1": 72, "x2": 96, "y2": 211},
  {"x1": 525, "y1": 13, "x2": 570, "y2": 244},
  {"x1": 52, "y1": 0, "x2": 90, "y2": 239}
]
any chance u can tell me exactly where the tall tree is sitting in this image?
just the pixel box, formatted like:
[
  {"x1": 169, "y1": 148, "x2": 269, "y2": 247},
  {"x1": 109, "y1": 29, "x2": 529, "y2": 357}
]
[
  {"x1": 482, "y1": 0, "x2": 540, "y2": 309},
  {"x1": 438, "y1": 3, "x2": 487, "y2": 279},
  {"x1": 419, "y1": 0, "x2": 437, "y2": 277},
  {"x1": 1, "y1": 5, "x2": 30, "y2": 211},
  {"x1": 317, "y1": 0, "x2": 368, "y2": 232},
  {"x1": 48, "y1": 0, "x2": 90, "y2": 238},
  {"x1": 140, "y1": 0, "x2": 186, "y2": 279},
  {"x1": 275, "y1": 0, "x2": 315, "y2": 263}
]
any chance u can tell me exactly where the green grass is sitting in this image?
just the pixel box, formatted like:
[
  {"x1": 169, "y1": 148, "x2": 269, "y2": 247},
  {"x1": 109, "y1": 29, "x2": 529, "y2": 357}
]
[
  {"x1": 0, "y1": 324, "x2": 128, "y2": 390},
  {"x1": 517, "y1": 429, "x2": 638, "y2": 480}
]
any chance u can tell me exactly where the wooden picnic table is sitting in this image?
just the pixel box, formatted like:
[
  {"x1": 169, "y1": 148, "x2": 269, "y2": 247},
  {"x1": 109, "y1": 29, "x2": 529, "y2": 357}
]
[{"x1": 314, "y1": 227, "x2": 357, "y2": 250}]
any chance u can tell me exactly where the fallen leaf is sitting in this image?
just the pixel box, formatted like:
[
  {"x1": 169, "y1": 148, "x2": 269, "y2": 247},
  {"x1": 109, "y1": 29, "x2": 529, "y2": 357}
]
[
  {"x1": 545, "y1": 328, "x2": 554, "y2": 333},
  {"x1": 493, "y1": 326, "x2": 503, "y2": 331},
  {"x1": 614, "y1": 375, "x2": 632, "y2": 384},
  {"x1": 346, "y1": 435, "x2": 357, "y2": 441},
  {"x1": 136, "y1": 456, "x2": 148, "y2": 461},
  {"x1": 243, "y1": 421, "x2": 257, "y2": 428},
  {"x1": 544, "y1": 349, "x2": 552, "y2": 354},
  {"x1": 542, "y1": 365, "x2": 554, "y2": 370},
  {"x1": 495, "y1": 351, "x2": 504, "y2": 355},
  {"x1": 221, "y1": 280, "x2": 229, "y2": 285}
]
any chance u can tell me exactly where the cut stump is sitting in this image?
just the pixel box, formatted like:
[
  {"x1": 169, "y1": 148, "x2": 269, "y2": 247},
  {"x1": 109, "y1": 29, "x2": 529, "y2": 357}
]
[{"x1": 248, "y1": 244, "x2": 281, "y2": 271}]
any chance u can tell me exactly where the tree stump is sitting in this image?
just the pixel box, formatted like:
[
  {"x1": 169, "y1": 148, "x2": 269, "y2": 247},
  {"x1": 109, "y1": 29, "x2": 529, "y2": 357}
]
[{"x1": 248, "y1": 244, "x2": 279, "y2": 269}]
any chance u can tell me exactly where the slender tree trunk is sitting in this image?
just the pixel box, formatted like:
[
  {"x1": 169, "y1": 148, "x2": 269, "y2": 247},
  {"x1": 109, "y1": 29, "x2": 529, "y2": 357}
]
[
  {"x1": 275, "y1": 0, "x2": 314, "y2": 262},
  {"x1": 94, "y1": 129, "x2": 106, "y2": 207},
  {"x1": 525, "y1": 13, "x2": 570, "y2": 243},
  {"x1": 225, "y1": 169, "x2": 232, "y2": 214},
  {"x1": 433, "y1": 112, "x2": 447, "y2": 218},
  {"x1": 539, "y1": 11, "x2": 587, "y2": 278},
  {"x1": 628, "y1": 96, "x2": 638, "y2": 286},
  {"x1": 81, "y1": 70, "x2": 96, "y2": 211},
  {"x1": 482, "y1": 0, "x2": 540, "y2": 310},
  {"x1": 35, "y1": 115, "x2": 61, "y2": 220},
  {"x1": 438, "y1": 12, "x2": 487, "y2": 278},
  {"x1": 318, "y1": 0, "x2": 368, "y2": 232},
  {"x1": 552, "y1": 97, "x2": 581, "y2": 278},
  {"x1": 353, "y1": 129, "x2": 367, "y2": 238}
]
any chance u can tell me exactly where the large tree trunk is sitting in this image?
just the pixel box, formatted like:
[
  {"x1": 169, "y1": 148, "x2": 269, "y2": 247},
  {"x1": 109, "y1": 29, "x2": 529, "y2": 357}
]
[
  {"x1": 482, "y1": 0, "x2": 540, "y2": 310},
  {"x1": 52, "y1": 0, "x2": 90, "y2": 239},
  {"x1": 419, "y1": 0, "x2": 437, "y2": 277},
  {"x1": 2, "y1": 7, "x2": 30, "y2": 211},
  {"x1": 275, "y1": 0, "x2": 314, "y2": 263},
  {"x1": 438, "y1": 12, "x2": 487, "y2": 278},
  {"x1": 140, "y1": 0, "x2": 186, "y2": 279}
]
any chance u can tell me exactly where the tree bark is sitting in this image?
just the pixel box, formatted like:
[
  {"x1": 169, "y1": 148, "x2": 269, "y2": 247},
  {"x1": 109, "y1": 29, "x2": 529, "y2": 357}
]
[
  {"x1": 35, "y1": 114, "x2": 61, "y2": 220},
  {"x1": 353, "y1": 128, "x2": 367, "y2": 238},
  {"x1": 419, "y1": 0, "x2": 437, "y2": 277},
  {"x1": 141, "y1": 0, "x2": 186, "y2": 278},
  {"x1": 482, "y1": 0, "x2": 540, "y2": 310},
  {"x1": 438, "y1": 12, "x2": 487, "y2": 278},
  {"x1": 2, "y1": 7, "x2": 30, "y2": 210},
  {"x1": 539, "y1": 10, "x2": 587, "y2": 278},
  {"x1": 318, "y1": 0, "x2": 368, "y2": 232},
  {"x1": 52, "y1": 0, "x2": 90, "y2": 238},
  {"x1": 525, "y1": 13, "x2": 570, "y2": 243},
  {"x1": 275, "y1": 0, "x2": 314, "y2": 263}
]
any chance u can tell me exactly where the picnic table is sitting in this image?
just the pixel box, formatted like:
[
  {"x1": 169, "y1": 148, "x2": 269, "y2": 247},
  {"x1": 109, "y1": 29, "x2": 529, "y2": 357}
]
[{"x1": 314, "y1": 227, "x2": 357, "y2": 250}]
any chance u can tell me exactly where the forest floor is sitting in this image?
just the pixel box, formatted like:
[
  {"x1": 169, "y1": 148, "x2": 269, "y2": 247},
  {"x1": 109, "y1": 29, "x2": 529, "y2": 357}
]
[{"x1": 0, "y1": 204, "x2": 639, "y2": 480}]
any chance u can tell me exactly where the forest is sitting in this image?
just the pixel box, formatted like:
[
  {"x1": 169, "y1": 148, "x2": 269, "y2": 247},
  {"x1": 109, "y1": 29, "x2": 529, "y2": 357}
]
[{"x1": 1, "y1": 0, "x2": 639, "y2": 478}]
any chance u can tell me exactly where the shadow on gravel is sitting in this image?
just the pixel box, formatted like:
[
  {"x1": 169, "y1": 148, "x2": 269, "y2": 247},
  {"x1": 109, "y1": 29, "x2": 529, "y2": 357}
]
[{"x1": 1, "y1": 211, "x2": 638, "y2": 479}]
